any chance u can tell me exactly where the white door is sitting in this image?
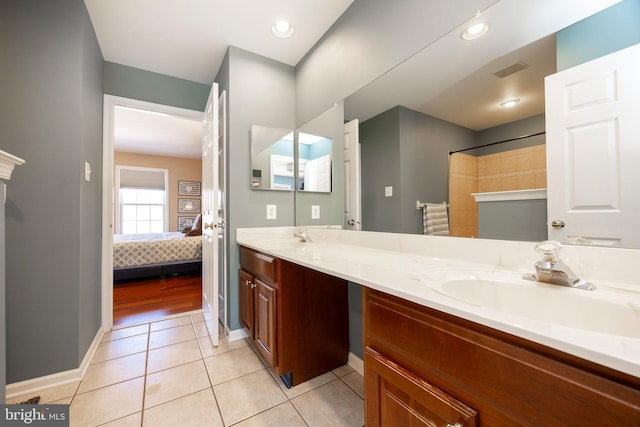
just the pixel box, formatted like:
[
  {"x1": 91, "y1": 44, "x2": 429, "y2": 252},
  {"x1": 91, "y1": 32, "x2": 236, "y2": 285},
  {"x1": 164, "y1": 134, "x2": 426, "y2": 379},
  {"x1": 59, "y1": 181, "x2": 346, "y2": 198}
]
[
  {"x1": 202, "y1": 83, "x2": 219, "y2": 345},
  {"x1": 545, "y1": 43, "x2": 640, "y2": 249},
  {"x1": 217, "y1": 90, "x2": 227, "y2": 328},
  {"x1": 344, "y1": 119, "x2": 362, "y2": 230}
]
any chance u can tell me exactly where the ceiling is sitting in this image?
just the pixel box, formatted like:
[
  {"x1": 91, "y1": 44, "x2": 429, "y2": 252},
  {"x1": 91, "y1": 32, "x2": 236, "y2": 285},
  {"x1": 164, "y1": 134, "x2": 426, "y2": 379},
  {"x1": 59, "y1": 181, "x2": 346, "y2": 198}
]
[{"x1": 87, "y1": 0, "x2": 620, "y2": 157}]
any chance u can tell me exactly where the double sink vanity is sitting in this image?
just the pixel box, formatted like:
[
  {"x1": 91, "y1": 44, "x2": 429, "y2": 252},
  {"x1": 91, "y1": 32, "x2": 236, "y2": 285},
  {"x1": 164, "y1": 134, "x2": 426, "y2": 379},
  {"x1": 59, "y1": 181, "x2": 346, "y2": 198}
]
[{"x1": 236, "y1": 226, "x2": 640, "y2": 426}]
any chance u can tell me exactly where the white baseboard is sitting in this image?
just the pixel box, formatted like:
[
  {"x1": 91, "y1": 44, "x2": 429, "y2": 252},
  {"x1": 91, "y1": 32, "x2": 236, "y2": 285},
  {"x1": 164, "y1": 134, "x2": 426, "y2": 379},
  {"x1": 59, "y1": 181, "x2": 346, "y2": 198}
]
[
  {"x1": 226, "y1": 327, "x2": 248, "y2": 342},
  {"x1": 5, "y1": 326, "x2": 104, "y2": 400},
  {"x1": 348, "y1": 352, "x2": 364, "y2": 376}
]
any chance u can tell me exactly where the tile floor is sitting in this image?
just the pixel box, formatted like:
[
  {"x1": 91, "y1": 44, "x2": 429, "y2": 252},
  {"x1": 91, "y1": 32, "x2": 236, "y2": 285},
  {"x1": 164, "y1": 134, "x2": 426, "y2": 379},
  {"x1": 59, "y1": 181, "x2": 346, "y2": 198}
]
[{"x1": 7, "y1": 312, "x2": 365, "y2": 426}]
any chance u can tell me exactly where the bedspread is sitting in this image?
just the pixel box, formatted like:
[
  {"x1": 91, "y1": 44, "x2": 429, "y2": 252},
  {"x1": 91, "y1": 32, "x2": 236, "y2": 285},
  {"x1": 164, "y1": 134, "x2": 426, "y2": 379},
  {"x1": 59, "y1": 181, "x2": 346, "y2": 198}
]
[{"x1": 113, "y1": 232, "x2": 202, "y2": 268}]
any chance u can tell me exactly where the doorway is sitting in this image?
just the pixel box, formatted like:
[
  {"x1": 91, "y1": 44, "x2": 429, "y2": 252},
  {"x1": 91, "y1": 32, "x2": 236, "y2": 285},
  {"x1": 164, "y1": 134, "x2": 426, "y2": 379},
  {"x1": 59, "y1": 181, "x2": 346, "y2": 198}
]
[{"x1": 102, "y1": 95, "x2": 206, "y2": 329}]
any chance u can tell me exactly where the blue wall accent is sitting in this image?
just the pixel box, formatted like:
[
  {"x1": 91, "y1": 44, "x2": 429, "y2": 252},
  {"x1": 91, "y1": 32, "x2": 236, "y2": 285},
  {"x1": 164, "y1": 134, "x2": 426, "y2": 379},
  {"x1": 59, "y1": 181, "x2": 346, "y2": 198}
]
[{"x1": 557, "y1": 0, "x2": 640, "y2": 70}]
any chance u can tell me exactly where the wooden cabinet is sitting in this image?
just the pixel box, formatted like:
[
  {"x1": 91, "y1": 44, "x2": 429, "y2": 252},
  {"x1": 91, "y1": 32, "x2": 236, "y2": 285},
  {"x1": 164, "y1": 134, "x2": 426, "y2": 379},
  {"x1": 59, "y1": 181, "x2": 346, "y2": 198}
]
[
  {"x1": 364, "y1": 288, "x2": 640, "y2": 426},
  {"x1": 239, "y1": 245, "x2": 349, "y2": 387}
]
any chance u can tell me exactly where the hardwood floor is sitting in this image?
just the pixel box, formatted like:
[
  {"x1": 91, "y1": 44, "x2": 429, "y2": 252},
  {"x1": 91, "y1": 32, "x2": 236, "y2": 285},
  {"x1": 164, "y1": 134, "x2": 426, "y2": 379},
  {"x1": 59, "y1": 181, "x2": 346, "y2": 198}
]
[{"x1": 113, "y1": 273, "x2": 203, "y2": 326}]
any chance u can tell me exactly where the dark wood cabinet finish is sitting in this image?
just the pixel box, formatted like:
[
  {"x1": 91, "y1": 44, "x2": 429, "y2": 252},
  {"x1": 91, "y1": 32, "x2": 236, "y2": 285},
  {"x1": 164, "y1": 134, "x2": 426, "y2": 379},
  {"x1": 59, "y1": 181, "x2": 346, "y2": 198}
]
[
  {"x1": 254, "y1": 278, "x2": 277, "y2": 366},
  {"x1": 364, "y1": 288, "x2": 640, "y2": 426},
  {"x1": 238, "y1": 246, "x2": 349, "y2": 387}
]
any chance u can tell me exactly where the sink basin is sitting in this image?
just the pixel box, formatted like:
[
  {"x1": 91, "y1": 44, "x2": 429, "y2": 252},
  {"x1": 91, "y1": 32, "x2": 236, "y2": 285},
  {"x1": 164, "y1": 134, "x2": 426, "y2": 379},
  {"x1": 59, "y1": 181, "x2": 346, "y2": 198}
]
[{"x1": 425, "y1": 269, "x2": 640, "y2": 338}]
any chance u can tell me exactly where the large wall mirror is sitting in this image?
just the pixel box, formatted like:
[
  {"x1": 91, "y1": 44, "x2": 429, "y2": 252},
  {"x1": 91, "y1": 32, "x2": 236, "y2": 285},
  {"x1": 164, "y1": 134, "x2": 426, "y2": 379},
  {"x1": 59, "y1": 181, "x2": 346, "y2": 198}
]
[
  {"x1": 250, "y1": 124, "x2": 294, "y2": 191},
  {"x1": 297, "y1": 132, "x2": 333, "y2": 192},
  {"x1": 294, "y1": 1, "x2": 639, "y2": 249}
]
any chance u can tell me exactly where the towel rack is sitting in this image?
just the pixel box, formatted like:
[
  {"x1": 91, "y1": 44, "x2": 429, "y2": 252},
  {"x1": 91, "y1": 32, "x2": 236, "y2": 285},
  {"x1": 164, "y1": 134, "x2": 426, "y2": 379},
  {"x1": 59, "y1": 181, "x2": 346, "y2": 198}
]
[{"x1": 416, "y1": 200, "x2": 449, "y2": 210}]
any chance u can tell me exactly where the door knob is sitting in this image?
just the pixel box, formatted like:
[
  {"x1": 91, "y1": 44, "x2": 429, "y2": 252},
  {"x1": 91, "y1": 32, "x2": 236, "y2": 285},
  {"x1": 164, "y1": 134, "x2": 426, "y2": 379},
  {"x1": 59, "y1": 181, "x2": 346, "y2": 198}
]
[
  {"x1": 551, "y1": 219, "x2": 565, "y2": 229},
  {"x1": 204, "y1": 222, "x2": 214, "y2": 230}
]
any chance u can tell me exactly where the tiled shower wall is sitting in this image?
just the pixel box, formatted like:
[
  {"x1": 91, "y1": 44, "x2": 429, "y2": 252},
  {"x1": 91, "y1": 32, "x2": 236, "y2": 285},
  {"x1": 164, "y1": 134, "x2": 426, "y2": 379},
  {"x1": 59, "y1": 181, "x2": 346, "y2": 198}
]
[{"x1": 449, "y1": 145, "x2": 547, "y2": 237}]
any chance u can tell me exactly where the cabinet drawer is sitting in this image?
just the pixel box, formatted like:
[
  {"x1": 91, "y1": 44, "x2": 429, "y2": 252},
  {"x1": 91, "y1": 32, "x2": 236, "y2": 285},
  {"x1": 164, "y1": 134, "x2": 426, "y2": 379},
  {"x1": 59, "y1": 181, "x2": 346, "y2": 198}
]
[
  {"x1": 239, "y1": 246, "x2": 277, "y2": 284},
  {"x1": 365, "y1": 346, "x2": 477, "y2": 427}
]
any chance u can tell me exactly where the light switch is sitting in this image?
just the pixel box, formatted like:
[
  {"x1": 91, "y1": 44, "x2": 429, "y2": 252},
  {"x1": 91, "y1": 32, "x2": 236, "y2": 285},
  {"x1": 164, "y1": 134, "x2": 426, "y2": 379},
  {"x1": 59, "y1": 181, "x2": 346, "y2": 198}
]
[
  {"x1": 385, "y1": 186, "x2": 393, "y2": 197},
  {"x1": 84, "y1": 161, "x2": 92, "y2": 182},
  {"x1": 312, "y1": 205, "x2": 320, "y2": 219},
  {"x1": 266, "y1": 204, "x2": 277, "y2": 219}
]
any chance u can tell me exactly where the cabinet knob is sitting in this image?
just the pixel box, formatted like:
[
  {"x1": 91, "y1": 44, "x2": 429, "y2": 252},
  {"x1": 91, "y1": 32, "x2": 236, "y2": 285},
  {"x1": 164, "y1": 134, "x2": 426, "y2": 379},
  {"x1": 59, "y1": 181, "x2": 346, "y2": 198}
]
[
  {"x1": 251, "y1": 283, "x2": 257, "y2": 289},
  {"x1": 204, "y1": 222, "x2": 214, "y2": 230},
  {"x1": 446, "y1": 423, "x2": 462, "y2": 427},
  {"x1": 245, "y1": 280, "x2": 251, "y2": 287}
]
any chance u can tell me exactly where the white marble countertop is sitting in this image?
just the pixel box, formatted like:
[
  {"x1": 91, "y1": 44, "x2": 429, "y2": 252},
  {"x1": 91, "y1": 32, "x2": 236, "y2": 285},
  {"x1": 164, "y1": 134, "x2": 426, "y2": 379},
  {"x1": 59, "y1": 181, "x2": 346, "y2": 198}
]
[{"x1": 236, "y1": 226, "x2": 640, "y2": 378}]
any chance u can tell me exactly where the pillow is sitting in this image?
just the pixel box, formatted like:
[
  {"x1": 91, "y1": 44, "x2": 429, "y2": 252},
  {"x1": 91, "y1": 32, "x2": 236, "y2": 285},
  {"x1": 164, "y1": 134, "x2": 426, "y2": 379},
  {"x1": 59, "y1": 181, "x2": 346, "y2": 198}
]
[{"x1": 183, "y1": 213, "x2": 202, "y2": 236}]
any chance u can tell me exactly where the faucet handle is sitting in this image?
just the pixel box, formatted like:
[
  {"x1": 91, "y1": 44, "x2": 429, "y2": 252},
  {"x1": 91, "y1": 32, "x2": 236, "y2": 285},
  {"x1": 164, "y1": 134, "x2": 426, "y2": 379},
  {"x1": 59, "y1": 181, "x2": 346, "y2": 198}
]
[{"x1": 535, "y1": 240, "x2": 562, "y2": 262}]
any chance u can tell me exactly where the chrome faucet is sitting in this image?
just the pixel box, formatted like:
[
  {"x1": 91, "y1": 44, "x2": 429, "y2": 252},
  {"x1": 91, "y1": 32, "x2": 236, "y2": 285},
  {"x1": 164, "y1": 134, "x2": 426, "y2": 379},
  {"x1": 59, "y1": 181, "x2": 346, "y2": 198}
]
[
  {"x1": 293, "y1": 230, "x2": 312, "y2": 243},
  {"x1": 523, "y1": 240, "x2": 596, "y2": 291}
]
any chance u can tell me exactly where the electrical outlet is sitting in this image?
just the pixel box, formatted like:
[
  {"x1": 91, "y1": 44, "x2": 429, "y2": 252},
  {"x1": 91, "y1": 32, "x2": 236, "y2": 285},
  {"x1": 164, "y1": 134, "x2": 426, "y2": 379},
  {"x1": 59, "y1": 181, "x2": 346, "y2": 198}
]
[
  {"x1": 312, "y1": 205, "x2": 320, "y2": 219},
  {"x1": 385, "y1": 186, "x2": 393, "y2": 197},
  {"x1": 266, "y1": 204, "x2": 277, "y2": 219}
]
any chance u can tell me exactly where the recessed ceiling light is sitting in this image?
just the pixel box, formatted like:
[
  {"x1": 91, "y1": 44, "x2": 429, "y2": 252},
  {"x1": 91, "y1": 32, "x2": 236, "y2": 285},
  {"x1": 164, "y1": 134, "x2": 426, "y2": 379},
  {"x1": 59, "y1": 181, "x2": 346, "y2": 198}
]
[
  {"x1": 461, "y1": 22, "x2": 489, "y2": 40},
  {"x1": 272, "y1": 20, "x2": 295, "y2": 39},
  {"x1": 500, "y1": 98, "x2": 521, "y2": 108}
]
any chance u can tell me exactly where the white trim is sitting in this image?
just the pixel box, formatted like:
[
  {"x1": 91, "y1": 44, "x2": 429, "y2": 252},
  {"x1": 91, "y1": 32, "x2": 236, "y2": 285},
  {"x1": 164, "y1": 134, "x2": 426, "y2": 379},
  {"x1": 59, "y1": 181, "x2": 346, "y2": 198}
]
[
  {"x1": 348, "y1": 352, "x2": 364, "y2": 376},
  {"x1": 0, "y1": 149, "x2": 25, "y2": 181},
  {"x1": 5, "y1": 327, "x2": 104, "y2": 400},
  {"x1": 471, "y1": 188, "x2": 547, "y2": 202},
  {"x1": 101, "y1": 95, "x2": 203, "y2": 332},
  {"x1": 226, "y1": 327, "x2": 249, "y2": 342}
]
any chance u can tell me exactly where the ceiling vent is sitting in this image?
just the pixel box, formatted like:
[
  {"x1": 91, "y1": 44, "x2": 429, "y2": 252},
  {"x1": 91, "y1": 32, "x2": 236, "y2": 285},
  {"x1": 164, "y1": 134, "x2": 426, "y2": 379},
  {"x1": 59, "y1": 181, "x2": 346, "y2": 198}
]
[{"x1": 493, "y1": 61, "x2": 529, "y2": 78}]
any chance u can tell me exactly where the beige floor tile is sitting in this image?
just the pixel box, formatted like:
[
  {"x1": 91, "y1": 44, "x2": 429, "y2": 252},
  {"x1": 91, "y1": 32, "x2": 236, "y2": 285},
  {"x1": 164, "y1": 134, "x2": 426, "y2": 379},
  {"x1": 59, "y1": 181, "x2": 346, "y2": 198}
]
[
  {"x1": 147, "y1": 339, "x2": 202, "y2": 374},
  {"x1": 150, "y1": 316, "x2": 192, "y2": 332},
  {"x1": 341, "y1": 371, "x2": 365, "y2": 399},
  {"x1": 144, "y1": 360, "x2": 211, "y2": 409},
  {"x1": 213, "y1": 369, "x2": 287, "y2": 426},
  {"x1": 102, "y1": 324, "x2": 149, "y2": 343},
  {"x1": 92, "y1": 334, "x2": 149, "y2": 364},
  {"x1": 292, "y1": 379, "x2": 365, "y2": 427},
  {"x1": 6, "y1": 381, "x2": 80, "y2": 404},
  {"x1": 78, "y1": 352, "x2": 147, "y2": 394},
  {"x1": 233, "y1": 401, "x2": 306, "y2": 427},
  {"x1": 192, "y1": 321, "x2": 209, "y2": 338},
  {"x1": 70, "y1": 377, "x2": 144, "y2": 427},
  {"x1": 279, "y1": 371, "x2": 337, "y2": 399},
  {"x1": 101, "y1": 412, "x2": 142, "y2": 427},
  {"x1": 148, "y1": 324, "x2": 196, "y2": 349},
  {"x1": 332, "y1": 364, "x2": 355, "y2": 377},
  {"x1": 142, "y1": 389, "x2": 223, "y2": 427},
  {"x1": 204, "y1": 346, "x2": 264, "y2": 385},
  {"x1": 190, "y1": 313, "x2": 205, "y2": 323},
  {"x1": 197, "y1": 335, "x2": 247, "y2": 359}
]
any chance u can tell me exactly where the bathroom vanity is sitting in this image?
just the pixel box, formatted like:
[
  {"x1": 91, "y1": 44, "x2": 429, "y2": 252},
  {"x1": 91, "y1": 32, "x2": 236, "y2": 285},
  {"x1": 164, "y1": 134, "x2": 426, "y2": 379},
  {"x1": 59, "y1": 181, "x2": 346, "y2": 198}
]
[
  {"x1": 236, "y1": 227, "x2": 640, "y2": 425},
  {"x1": 238, "y1": 245, "x2": 349, "y2": 387}
]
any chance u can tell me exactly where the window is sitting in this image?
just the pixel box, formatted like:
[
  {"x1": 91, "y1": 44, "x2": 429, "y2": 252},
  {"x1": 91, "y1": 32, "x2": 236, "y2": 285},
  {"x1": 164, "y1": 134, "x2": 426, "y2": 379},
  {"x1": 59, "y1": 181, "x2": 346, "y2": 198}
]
[
  {"x1": 116, "y1": 166, "x2": 169, "y2": 234},
  {"x1": 120, "y1": 188, "x2": 165, "y2": 234}
]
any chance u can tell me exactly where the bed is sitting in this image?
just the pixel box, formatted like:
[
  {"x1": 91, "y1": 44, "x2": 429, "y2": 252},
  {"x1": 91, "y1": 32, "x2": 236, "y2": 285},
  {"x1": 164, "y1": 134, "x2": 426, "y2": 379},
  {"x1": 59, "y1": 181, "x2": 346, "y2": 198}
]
[{"x1": 113, "y1": 231, "x2": 203, "y2": 282}]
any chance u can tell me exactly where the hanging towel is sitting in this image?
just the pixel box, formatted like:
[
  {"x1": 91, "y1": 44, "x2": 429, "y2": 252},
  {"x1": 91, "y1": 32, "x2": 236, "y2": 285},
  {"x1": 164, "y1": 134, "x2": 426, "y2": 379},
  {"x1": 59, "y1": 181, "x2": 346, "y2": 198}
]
[{"x1": 423, "y1": 203, "x2": 449, "y2": 236}]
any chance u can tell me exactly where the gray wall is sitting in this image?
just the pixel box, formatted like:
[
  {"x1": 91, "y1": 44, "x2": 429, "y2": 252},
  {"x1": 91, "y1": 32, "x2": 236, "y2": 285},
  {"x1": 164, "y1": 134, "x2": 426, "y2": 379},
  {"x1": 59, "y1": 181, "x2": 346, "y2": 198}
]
[
  {"x1": 477, "y1": 200, "x2": 548, "y2": 242},
  {"x1": 295, "y1": 103, "x2": 345, "y2": 227},
  {"x1": 0, "y1": 0, "x2": 103, "y2": 382},
  {"x1": 360, "y1": 106, "x2": 476, "y2": 234},
  {"x1": 1, "y1": 182, "x2": 5, "y2": 401},
  {"x1": 103, "y1": 62, "x2": 210, "y2": 111},
  {"x1": 472, "y1": 114, "x2": 546, "y2": 156},
  {"x1": 218, "y1": 46, "x2": 296, "y2": 331},
  {"x1": 295, "y1": 0, "x2": 495, "y2": 125}
]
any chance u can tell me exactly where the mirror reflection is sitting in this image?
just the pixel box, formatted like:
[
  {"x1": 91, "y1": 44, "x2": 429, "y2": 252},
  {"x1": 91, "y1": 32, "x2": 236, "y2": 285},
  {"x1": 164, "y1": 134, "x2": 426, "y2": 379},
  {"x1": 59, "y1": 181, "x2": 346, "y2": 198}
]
[
  {"x1": 297, "y1": 132, "x2": 333, "y2": 192},
  {"x1": 250, "y1": 124, "x2": 294, "y2": 191}
]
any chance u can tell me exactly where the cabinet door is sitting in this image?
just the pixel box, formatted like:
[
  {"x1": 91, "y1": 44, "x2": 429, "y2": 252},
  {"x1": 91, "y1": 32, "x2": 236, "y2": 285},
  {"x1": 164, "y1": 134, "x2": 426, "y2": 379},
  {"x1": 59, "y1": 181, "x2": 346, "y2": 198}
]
[
  {"x1": 239, "y1": 269, "x2": 254, "y2": 339},
  {"x1": 254, "y1": 278, "x2": 277, "y2": 367},
  {"x1": 365, "y1": 347, "x2": 477, "y2": 427}
]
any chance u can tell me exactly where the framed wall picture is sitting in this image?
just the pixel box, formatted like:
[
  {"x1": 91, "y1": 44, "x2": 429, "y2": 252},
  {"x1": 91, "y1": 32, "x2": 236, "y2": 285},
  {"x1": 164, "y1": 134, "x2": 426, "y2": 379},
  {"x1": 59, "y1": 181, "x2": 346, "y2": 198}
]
[
  {"x1": 178, "y1": 180, "x2": 201, "y2": 196},
  {"x1": 178, "y1": 216, "x2": 196, "y2": 230},
  {"x1": 178, "y1": 198, "x2": 201, "y2": 213}
]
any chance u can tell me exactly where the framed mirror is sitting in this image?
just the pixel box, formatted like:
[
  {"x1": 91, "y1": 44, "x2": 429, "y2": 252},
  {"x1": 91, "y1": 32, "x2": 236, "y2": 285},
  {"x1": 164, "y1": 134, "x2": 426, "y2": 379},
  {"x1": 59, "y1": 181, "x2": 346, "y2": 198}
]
[
  {"x1": 297, "y1": 132, "x2": 333, "y2": 192},
  {"x1": 250, "y1": 124, "x2": 294, "y2": 191}
]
